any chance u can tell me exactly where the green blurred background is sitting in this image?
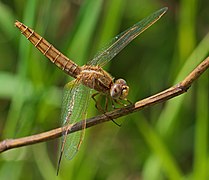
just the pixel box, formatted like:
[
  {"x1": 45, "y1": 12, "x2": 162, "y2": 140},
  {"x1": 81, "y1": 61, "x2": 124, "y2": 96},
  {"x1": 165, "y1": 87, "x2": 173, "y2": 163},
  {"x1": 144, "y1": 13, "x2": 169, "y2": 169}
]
[{"x1": 0, "y1": 0, "x2": 208, "y2": 179}]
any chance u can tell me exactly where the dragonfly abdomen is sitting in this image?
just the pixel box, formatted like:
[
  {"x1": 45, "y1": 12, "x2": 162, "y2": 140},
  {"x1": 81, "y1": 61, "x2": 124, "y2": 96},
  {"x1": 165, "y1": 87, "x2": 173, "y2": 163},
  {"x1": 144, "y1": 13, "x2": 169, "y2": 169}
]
[{"x1": 15, "y1": 21, "x2": 81, "y2": 78}]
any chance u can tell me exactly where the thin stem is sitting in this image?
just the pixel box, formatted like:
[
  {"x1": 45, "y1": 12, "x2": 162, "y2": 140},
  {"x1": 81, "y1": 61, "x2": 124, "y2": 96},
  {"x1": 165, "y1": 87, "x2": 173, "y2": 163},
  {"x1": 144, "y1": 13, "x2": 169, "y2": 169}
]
[{"x1": 0, "y1": 56, "x2": 208, "y2": 153}]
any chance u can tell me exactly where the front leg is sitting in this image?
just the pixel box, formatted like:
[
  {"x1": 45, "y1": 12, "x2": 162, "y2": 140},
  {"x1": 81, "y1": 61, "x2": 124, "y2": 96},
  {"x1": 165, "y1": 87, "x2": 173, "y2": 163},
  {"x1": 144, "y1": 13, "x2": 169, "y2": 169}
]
[{"x1": 91, "y1": 93, "x2": 121, "y2": 127}]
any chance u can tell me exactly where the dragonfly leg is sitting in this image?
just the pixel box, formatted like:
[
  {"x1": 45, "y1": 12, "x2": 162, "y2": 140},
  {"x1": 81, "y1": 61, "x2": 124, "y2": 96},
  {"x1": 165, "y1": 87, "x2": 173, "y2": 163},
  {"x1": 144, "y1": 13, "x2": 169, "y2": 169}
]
[
  {"x1": 91, "y1": 93, "x2": 121, "y2": 127},
  {"x1": 111, "y1": 99, "x2": 118, "y2": 109},
  {"x1": 105, "y1": 95, "x2": 109, "y2": 112},
  {"x1": 126, "y1": 98, "x2": 133, "y2": 105},
  {"x1": 91, "y1": 92, "x2": 100, "y2": 109}
]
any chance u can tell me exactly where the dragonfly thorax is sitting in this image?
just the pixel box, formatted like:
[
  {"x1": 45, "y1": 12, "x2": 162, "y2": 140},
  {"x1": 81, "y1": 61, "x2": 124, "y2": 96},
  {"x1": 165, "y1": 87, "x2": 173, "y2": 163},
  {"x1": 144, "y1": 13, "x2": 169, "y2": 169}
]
[
  {"x1": 110, "y1": 79, "x2": 129, "y2": 100},
  {"x1": 79, "y1": 66, "x2": 129, "y2": 100},
  {"x1": 79, "y1": 65, "x2": 113, "y2": 94}
]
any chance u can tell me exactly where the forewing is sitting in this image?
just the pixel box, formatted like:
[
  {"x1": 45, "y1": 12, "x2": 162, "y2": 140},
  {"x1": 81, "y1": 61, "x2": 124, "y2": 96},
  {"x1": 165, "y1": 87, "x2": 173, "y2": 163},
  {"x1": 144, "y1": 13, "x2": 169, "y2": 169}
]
[
  {"x1": 64, "y1": 83, "x2": 91, "y2": 159},
  {"x1": 57, "y1": 80, "x2": 92, "y2": 174},
  {"x1": 88, "y1": 7, "x2": 167, "y2": 66}
]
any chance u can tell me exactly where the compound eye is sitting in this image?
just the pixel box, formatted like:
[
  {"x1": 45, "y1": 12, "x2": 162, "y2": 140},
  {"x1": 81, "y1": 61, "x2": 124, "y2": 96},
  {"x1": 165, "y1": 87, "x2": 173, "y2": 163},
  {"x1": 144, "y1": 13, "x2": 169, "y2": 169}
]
[
  {"x1": 110, "y1": 84, "x2": 121, "y2": 99},
  {"x1": 115, "y1": 79, "x2": 127, "y2": 86},
  {"x1": 110, "y1": 79, "x2": 129, "y2": 99}
]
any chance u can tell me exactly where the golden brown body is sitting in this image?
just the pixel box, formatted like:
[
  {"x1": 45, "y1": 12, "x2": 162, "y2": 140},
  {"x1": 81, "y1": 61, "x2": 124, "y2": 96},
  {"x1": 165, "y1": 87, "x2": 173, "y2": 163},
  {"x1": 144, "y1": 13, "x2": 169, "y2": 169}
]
[
  {"x1": 15, "y1": 21, "x2": 81, "y2": 79},
  {"x1": 14, "y1": 20, "x2": 118, "y2": 97},
  {"x1": 15, "y1": 20, "x2": 129, "y2": 100}
]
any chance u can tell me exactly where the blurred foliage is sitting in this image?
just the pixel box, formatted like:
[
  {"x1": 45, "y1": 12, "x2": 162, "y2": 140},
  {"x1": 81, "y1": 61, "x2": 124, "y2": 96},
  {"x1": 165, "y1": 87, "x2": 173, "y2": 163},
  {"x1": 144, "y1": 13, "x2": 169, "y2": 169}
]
[{"x1": 0, "y1": 0, "x2": 208, "y2": 179}]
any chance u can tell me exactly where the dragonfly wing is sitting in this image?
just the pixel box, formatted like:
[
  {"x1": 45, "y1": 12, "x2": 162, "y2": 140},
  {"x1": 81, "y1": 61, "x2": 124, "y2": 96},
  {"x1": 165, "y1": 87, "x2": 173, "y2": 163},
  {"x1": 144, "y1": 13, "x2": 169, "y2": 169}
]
[
  {"x1": 88, "y1": 7, "x2": 167, "y2": 67},
  {"x1": 57, "y1": 80, "x2": 92, "y2": 174}
]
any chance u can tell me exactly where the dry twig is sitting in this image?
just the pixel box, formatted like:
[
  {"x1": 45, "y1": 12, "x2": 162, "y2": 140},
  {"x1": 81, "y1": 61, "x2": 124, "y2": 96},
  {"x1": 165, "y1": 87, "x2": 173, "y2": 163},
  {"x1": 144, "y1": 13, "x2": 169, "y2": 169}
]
[{"x1": 0, "y1": 56, "x2": 209, "y2": 153}]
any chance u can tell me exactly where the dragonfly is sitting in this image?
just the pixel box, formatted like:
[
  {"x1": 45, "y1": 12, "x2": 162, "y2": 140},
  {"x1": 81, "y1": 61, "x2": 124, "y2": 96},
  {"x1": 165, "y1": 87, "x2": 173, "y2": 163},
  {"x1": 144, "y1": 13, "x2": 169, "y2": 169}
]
[{"x1": 15, "y1": 7, "x2": 167, "y2": 174}]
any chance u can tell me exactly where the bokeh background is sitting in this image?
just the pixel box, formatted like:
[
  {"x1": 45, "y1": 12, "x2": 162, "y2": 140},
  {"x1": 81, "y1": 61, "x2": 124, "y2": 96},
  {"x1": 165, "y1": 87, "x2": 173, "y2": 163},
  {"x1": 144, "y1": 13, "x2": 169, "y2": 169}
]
[{"x1": 0, "y1": 0, "x2": 208, "y2": 179}]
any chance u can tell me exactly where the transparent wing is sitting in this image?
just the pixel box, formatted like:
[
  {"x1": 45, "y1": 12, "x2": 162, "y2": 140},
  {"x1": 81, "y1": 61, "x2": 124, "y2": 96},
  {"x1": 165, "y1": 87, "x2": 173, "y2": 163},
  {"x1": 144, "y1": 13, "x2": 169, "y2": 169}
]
[
  {"x1": 63, "y1": 83, "x2": 91, "y2": 159},
  {"x1": 57, "y1": 80, "x2": 92, "y2": 174},
  {"x1": 88, "y1": 7, "x2": 167, "y2": 66}
]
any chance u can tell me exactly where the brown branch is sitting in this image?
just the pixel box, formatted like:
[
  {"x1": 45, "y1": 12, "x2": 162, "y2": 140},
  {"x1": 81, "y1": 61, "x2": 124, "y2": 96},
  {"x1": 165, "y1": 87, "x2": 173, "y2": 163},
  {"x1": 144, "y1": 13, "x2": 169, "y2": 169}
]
[{"x1": 0, "y1": 56, "x2": 209, "y2": 153}]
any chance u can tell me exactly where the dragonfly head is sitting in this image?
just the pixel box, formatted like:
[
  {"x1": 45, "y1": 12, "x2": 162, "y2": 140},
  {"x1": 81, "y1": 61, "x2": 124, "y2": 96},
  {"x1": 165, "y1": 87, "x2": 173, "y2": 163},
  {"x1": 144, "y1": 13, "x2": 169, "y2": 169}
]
[{"x1": 110, "y1": 79, "x2": 129, "y2": 100}]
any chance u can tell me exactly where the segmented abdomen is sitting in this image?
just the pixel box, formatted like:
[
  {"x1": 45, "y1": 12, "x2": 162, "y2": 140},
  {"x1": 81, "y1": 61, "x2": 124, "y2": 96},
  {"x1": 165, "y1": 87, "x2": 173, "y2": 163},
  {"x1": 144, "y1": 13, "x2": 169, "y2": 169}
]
[{"x1": 15, "y1": 20, "x2": 81, "y2": 78}]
